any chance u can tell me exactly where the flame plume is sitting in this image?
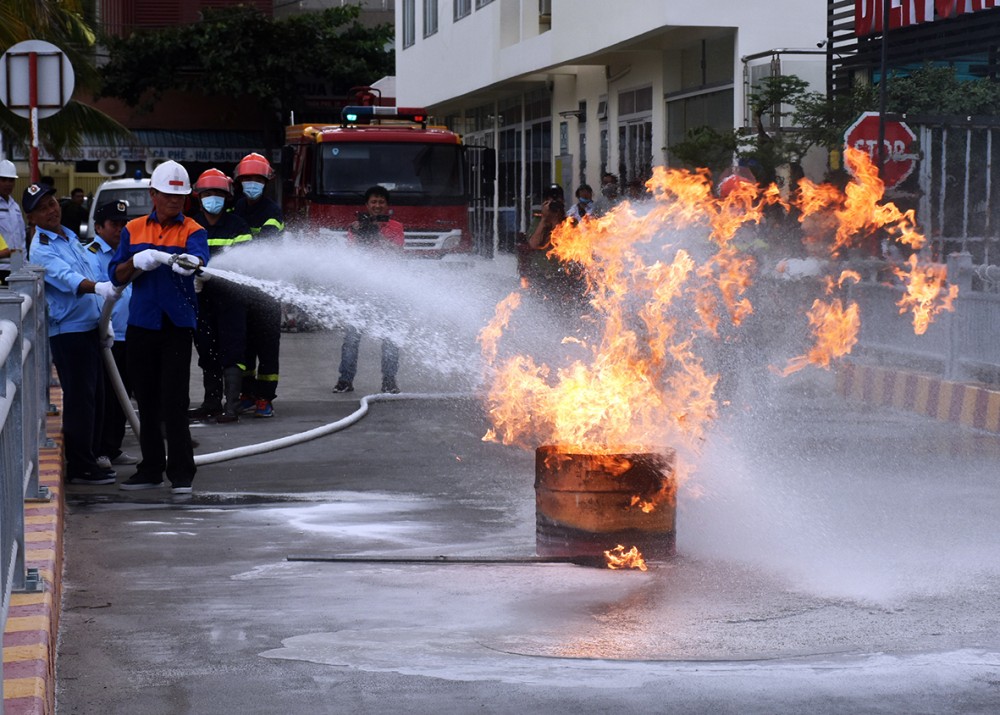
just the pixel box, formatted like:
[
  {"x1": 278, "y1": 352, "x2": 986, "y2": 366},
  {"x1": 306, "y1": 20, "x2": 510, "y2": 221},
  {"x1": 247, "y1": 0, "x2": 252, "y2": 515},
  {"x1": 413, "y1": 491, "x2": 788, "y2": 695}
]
[
  {"x1": 778, "y1": 298, "x2": 861, "y2": 376},
  {"x1": 893, "y1": 255, "x2": 959, "y2": 335},
  {"x1": 480, "y1": 150, "x2": 960, "y2": 472}
]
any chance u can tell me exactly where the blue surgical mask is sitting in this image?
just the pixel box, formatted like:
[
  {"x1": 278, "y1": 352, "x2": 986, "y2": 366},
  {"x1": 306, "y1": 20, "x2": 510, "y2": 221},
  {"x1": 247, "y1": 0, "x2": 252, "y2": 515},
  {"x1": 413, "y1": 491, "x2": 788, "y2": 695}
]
[
  {"x1": 201, "y1": 196, "x2": 225, "y2": 215},
  {"x1": 578, "y1": 197, "x2": 592, "y2": 205},
  {"x1": 242, "y1": 181, "x2": 264, "y2": 200}
]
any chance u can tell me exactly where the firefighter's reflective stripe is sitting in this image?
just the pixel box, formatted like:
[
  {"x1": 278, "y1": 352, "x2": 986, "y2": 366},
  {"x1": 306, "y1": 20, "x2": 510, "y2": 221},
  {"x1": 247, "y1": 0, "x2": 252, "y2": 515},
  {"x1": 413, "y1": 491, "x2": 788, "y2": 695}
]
[
  {"x1": 249, "y1": 218, "x2": 284, "y2": 235},
  {"x1": 257, "y1": 372, "x2": 279, "y2": 382},
  {"x1": 206, "y1": 231, "x2": 253, "y2": 247}
]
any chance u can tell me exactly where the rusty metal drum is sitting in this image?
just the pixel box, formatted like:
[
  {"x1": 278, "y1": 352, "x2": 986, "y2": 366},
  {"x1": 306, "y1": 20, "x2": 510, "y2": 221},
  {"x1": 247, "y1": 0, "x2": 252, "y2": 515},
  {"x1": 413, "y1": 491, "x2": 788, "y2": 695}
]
[{"x1": 534, "y1": 445, "x2": 676, "y2": 559}]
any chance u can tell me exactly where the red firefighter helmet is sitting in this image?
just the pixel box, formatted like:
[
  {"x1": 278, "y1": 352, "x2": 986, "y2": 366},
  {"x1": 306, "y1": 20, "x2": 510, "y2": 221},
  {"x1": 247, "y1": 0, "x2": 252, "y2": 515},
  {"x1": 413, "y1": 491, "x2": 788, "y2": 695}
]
[
  {"x1": 717, "y1": 165, "x2": 757, "y2": 199},
  {"x1": 234, "y1": 152, "x2": 274, "y2": 181},
  {"x1": 193, "y1": 168, "x2": 233, "y2": 195}
]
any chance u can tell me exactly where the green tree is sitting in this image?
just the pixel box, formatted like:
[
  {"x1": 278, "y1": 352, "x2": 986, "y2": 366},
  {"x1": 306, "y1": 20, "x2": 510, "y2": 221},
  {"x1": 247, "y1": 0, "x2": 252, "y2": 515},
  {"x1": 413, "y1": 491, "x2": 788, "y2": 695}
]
[
  {"x1": 886, "y1": 64, "x2": 1000, "y2": 115},
  {"x1": 0, "y1": 0, "x2": 130, "y2": 158},
  {"x1": 667, "y1": 126, "x2": 739, "y2": 175},
  {"x1": 99, "y1": 6, "x2": 394, "y2": 127}
]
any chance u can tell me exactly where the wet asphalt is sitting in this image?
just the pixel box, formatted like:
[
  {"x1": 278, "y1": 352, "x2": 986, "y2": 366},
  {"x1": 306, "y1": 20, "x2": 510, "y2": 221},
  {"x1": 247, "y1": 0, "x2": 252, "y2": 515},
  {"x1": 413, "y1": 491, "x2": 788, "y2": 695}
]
[{"x1": 56, "y1": 329, "x2": 1000, "y2": 714}]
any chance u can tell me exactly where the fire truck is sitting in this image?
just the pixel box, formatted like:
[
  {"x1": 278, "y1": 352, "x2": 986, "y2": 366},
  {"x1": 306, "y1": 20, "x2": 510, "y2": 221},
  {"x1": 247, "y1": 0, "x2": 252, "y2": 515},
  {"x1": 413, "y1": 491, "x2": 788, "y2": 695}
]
[{"x1": 283, "y1": 105, "x2": 475, "y2": 256}]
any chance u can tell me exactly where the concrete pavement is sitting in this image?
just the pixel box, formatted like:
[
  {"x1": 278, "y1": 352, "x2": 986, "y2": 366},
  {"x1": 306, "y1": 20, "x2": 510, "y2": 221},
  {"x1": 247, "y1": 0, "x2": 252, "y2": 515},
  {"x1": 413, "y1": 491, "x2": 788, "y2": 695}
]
[{"x1": 51, "y1": 329, "x2": 1000, "y2": 714}]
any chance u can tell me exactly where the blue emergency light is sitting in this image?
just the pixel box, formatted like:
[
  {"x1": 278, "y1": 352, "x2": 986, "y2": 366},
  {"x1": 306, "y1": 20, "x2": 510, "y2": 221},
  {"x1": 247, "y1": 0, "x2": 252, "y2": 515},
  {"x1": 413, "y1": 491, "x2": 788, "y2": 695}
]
[{"x1": 341, "y1": 106, "x2": 428, "y2": 124}]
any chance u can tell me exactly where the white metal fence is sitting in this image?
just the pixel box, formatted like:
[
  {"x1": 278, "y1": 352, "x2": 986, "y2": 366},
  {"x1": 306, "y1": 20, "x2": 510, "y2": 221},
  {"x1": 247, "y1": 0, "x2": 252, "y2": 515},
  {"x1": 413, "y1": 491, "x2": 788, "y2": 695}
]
[
  {"x1": 0, "y1": 263, "x2": 50, "y2": 704},
  {"x1": 843, "y1": 254, "x2": 1000, "y2": 383}
]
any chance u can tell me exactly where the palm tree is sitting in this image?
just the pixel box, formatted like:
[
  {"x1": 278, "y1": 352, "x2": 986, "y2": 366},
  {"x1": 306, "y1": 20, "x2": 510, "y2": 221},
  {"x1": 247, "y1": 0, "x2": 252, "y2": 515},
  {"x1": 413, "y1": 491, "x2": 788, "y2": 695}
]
[{"x1": 0, "y1": 0, "x2": 130, "y2": 159}]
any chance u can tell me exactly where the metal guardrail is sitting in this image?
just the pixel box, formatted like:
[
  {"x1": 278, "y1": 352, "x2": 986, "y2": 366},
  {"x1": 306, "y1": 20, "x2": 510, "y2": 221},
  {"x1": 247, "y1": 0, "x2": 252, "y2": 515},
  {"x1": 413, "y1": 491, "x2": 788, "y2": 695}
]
[
  {"x1": 0, "y1": 262, "x2": 49, "y2": 699},
  {"x1": 843, "y1": 253, "x2": 1000, "y2": 383}
]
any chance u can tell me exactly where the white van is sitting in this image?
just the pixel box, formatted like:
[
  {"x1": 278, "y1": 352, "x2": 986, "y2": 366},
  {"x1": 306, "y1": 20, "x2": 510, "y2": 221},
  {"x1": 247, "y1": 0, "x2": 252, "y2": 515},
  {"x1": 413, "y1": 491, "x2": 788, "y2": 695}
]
[{"x1": 85, "y1": 176, "x2": 152, "y2": 240}]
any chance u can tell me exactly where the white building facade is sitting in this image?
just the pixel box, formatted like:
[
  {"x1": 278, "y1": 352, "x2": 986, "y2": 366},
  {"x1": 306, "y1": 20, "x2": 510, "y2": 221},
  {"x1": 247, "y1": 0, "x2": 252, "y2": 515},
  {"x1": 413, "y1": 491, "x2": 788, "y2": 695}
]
[{"x1": 394, "y1": 0, "x2": 827, "y2": 252}]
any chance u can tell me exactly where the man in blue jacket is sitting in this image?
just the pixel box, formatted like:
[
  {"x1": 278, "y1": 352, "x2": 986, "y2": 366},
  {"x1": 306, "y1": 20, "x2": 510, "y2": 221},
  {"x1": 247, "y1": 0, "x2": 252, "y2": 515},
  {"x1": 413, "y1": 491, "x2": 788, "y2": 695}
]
[{"x1": 109, "y1": 161, "x2": 209, "y2": 494}]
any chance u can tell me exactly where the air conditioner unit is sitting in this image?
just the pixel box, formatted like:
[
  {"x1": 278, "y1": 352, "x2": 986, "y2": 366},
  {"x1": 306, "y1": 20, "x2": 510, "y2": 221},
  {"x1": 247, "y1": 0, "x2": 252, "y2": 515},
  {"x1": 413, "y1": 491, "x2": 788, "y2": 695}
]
[
  {"x1": 98, "y1": 158, "x2": 126, "y2": 177},
  {"x1": 145, "y1": 157, "x2": 167, "y2": 176}
]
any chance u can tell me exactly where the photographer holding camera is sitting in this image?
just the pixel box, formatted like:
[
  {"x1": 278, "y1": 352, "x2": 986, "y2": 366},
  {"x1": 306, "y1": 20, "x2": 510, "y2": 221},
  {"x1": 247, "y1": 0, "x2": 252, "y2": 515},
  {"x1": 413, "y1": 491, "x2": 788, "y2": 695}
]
[
  {"x1": 348, "y1": 185, "x2": 405, "y2": 250},
  {"x1": 528, "y1": 183, "x2": 565, "y2": 250},
  {"x1": 332, "y1": 185, "x2": 406, "y2": 395}
]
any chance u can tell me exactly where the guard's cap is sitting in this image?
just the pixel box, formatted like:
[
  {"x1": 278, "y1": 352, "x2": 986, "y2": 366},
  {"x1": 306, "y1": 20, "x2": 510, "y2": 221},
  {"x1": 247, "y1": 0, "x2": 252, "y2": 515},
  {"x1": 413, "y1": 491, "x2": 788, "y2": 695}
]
[
  {"x1": 22, "y1": 183, "x2": 57, "y2": 213},
  {"x1": 94, "y1": 199, "x2": 129, "y2": 224}
]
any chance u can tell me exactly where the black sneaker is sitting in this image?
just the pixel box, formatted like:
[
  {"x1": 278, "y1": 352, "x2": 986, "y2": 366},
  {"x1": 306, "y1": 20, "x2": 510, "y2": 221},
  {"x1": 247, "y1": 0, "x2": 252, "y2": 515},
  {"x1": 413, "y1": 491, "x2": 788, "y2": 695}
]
[
  {"x1": 170, "y1": 482, "x2": 193, "y2": 495},
  {"x1": 381, "y1": 378, "x2": 400, "y2": 394},
  {"x1": 119, "y1": 472, "x2": 165, "y2": 491},
  {"x1": 68, "y1": 470, "x2": 117, "y2": 486},
  {"x1": 188, "y1": 402, "x2": 223, "y2": 421},
  {"x1": 332, "y1": 380, "x2": 354, "y2": 393}
]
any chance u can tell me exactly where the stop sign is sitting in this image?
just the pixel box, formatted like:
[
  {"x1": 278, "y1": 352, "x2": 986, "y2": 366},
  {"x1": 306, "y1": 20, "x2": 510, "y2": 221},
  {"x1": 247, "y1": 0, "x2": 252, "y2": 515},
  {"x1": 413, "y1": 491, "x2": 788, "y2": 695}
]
[{"x1": 844, "y1": 111, "x2": 917, "y2": 188}]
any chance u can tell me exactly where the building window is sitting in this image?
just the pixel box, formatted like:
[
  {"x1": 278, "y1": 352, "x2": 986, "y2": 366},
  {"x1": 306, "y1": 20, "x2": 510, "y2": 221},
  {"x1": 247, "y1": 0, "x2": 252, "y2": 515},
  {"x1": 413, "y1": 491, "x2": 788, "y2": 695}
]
[
  {"x1": 475, "y1": 0, "x2": 494, "y2": 8},
  {"x1": 666, "y1": 88, "x2": 734, "y2": 160},
  {"x1": 402, "y1": 0, "x2": 415, "y2": 48},
  {"x1": 617, "y1": 87, "x2": 653, "y2": 184},
  {"x1": 454, "y1": 0, "x2": 471, "y2": 20},
  {"x1": 424, "y1": 0, "x2": 438, "y2": 37}
]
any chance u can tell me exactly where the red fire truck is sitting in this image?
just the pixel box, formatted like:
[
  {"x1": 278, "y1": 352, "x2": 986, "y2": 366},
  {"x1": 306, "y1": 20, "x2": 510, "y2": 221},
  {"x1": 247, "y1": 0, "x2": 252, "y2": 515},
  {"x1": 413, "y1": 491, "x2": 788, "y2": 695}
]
[{"x1": 283, "y1": 105, "x2": 473, "y2": 256}]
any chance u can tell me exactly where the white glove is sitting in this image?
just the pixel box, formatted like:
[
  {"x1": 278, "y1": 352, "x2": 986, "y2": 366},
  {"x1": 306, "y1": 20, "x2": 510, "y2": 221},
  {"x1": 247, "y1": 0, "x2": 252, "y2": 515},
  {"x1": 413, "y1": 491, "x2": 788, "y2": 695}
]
[
  {"x1": 133, "y1": 248, "x2": 170, "y2": 271},
  {"x1": 171, "y1": 253, "x2": 200, "y2": 277},
  {"x1": 94, "y1": 281, "x2": 119, "y2": 301}
]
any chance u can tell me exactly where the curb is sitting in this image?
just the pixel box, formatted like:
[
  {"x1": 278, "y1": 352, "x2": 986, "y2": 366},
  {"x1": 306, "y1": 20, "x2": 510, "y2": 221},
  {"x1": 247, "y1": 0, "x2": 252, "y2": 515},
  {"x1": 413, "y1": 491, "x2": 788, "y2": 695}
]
[
  {"x1": 3, "y1": 399, "x2": 63, "y2": 715},
  {"x1": 836, "y1": 361, "x2": 1000, "y2": 433}
]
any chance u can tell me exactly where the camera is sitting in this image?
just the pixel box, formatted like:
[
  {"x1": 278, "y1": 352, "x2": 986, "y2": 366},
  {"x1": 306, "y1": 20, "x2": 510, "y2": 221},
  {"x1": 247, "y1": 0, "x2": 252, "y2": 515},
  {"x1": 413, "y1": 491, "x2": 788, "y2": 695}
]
[{"x1": 355, "y1": 212, "x2": 389, "y2": 244}]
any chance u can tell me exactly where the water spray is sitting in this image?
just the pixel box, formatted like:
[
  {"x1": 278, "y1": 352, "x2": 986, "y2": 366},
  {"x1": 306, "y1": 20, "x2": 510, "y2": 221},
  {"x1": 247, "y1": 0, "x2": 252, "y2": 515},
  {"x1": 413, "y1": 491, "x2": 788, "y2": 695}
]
[{"x1": 96, "y1": 249, "x2": 417, "y2": 467}]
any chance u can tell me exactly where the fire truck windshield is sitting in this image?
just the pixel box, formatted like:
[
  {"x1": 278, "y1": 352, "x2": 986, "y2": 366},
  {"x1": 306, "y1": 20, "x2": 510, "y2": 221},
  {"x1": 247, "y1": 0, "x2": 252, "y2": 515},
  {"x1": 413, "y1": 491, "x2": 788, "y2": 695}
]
[{"x1": 318, "y1": 142, "x2": 465, "y2": 201}]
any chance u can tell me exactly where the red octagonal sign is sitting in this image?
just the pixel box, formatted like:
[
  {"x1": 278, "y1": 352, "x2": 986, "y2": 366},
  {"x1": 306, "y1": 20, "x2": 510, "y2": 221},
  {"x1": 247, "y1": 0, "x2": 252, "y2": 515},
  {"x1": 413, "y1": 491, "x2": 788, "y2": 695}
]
[{"x1": 844, "y1": 111, "x2": 917, "y2": 189}]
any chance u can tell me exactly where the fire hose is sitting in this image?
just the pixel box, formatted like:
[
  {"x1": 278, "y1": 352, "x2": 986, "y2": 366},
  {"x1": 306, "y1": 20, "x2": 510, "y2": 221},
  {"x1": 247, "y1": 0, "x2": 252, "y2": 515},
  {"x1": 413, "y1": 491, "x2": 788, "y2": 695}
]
[{"x1": 97, "y1": 250, "x2": 411, "y2": 466}]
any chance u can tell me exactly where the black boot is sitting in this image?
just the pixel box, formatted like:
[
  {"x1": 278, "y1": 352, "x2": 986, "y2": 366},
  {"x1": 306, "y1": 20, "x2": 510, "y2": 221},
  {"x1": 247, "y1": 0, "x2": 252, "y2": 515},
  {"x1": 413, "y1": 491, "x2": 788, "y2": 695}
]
[
  {"x1": 217, "y1": 366, "x2": 243, "y2": 424},
  {"x1": 188, "y1": 369, "x2": 223, "y2": 419}
]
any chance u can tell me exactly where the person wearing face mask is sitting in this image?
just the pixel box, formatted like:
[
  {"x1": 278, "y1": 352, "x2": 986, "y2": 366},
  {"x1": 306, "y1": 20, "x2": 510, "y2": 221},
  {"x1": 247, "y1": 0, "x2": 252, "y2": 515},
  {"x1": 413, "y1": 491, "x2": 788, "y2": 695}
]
[
  {"x1": 190, "y1": 169, "x2": 253, "y2": 423},
  {"x1": 232, "y1": 153, "x2": 283, "y2": 418},
  {"x1": 566, "y1": 184, "x2": 595, "y2": 223}
]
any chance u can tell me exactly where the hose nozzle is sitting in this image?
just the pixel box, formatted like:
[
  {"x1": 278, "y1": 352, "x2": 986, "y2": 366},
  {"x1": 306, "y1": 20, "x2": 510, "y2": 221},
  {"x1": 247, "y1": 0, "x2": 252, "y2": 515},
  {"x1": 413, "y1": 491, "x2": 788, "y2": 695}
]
[{"x1": 169, "y1": 254, "x2": 203, "y2": 274}]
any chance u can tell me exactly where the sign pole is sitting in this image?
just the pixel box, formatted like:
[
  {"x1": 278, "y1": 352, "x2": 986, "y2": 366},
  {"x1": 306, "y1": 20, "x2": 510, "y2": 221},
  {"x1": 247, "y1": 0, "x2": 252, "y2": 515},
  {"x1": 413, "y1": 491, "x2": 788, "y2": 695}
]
[
  {"x1": 28, "y1": 51, "x2": 40, "y2": 183},
  {"x1": 877, "y1": 0, "x2": 890, "y2": 180}
]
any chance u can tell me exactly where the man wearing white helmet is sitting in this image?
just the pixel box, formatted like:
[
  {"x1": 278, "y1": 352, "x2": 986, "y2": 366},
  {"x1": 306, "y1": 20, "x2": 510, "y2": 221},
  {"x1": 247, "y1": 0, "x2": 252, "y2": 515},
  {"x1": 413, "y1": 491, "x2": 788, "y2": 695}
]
[
  {"x1": 109, "y1": 160, "x2": 209, "y2": 494},
  {"x1": 0, "y1": 160, "x2": 26, "y2": 259}
]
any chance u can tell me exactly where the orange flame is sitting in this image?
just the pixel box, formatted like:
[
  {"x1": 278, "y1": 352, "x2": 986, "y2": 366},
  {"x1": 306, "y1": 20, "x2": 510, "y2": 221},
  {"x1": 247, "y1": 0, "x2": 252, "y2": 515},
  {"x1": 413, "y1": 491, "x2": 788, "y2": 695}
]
[
  {"x1": 476, "y1": 291, "x2": 521, "y2": 365},
  {"x1": 604, "y1": 544, "x2": 648, "y2": 571},
  {"x1": 483, "y1": 150, "x2": 959, "y2": 469},
  {"x1": 630, "y1": 495, "x2": 656, "y2": 514},
  {"x1": 779, "y1": 298, "x2": 861, "y2": 376},
  {"x1": 893, "y1": 255, "x2": 959, "y2": 335}
]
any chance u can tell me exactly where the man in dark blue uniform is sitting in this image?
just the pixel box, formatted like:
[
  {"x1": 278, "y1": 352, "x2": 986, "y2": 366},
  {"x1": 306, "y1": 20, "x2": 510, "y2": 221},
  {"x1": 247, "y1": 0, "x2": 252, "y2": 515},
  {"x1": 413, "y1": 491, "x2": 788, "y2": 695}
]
[
  {"x1": 190, "y1": 168, "x2": 253, "y2": 423},
  {"x1": 232, "y1": 152, "x2": 283, "y2": 418}
]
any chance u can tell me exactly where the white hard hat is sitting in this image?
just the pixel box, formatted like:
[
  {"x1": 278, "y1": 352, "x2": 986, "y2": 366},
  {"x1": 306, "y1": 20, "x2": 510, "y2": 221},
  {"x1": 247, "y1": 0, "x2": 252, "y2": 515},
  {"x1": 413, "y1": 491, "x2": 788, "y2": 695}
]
[
  {"x1": 150, "y1": 160, "x2": 191, "y2": 195},
  {"x1": 0, "y1": 160, "x2": 17, "y2": 179}
]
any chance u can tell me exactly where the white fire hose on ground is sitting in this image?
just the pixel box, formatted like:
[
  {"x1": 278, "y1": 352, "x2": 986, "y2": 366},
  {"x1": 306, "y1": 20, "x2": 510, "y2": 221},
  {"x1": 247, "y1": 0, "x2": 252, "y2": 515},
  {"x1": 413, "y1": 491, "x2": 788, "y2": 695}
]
[{"x1": 98, "y1": 250, "x2": 434, "y2": 467}]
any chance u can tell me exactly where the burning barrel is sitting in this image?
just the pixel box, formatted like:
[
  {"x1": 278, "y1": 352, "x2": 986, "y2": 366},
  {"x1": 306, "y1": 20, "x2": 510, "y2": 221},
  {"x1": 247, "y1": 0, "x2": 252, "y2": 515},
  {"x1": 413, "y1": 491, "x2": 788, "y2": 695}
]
[{"x1": 534, "y1": 445, "x2": 676, "y2": 559}]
